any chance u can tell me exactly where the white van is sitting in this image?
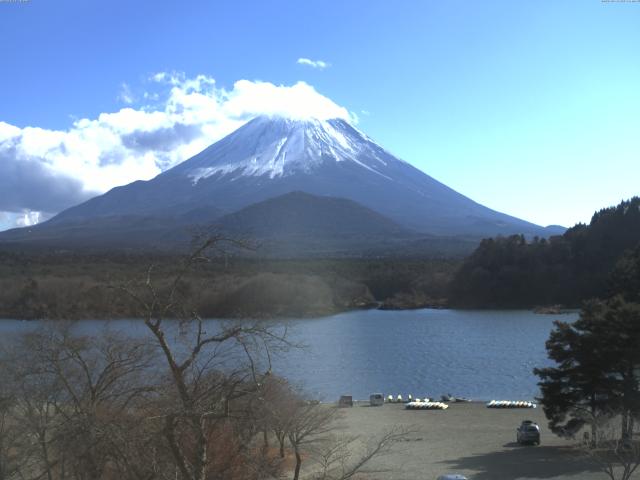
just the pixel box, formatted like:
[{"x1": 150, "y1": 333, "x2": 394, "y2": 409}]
[{"x1": 369, "y1": 393, "x2": 384, "y2": 406}]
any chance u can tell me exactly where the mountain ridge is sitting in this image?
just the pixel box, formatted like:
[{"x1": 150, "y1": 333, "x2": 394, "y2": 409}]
[
  {"x1": 0, "y1": 191, "x2": 479, "y2": 257},
  {"x1": 1, "y1": 115, "x2": 564, "y2": 252}
]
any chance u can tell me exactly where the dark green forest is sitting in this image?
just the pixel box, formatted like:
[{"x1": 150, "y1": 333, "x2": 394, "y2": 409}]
[
  {"x1": 3, "y1": 197, "x2": 640, "y2": 319},
  {"x1": 0, "y1": 252, "x2": 457, "y2": 320},
  {"x1": 450, "y1": 197, "x2": 640, "y2": 308}
]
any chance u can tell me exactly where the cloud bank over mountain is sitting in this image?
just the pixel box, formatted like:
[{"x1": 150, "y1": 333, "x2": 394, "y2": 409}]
[{"x1": 0, "y1": 74, "x2": 354, "y2": 230}]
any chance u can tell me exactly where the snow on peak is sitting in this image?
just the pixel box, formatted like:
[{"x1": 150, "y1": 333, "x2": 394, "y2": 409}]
[{"x1": 182, "y1": 115, "x2": 394, "y2": 183}]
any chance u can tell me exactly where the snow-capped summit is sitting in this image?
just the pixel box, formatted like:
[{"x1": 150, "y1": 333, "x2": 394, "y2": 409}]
[
  {"x1": 171, "y1": 115, "x2": 397, "y2": 182},
  {"x1": 46, "y1": 114, "x2": 556, "y2": 238}
]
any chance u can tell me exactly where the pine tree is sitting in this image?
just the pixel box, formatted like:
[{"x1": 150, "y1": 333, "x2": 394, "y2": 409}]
[
  {"x1": 535, "y1": 296, "x2": 640, "y2": 442},
  {"x1": 534, "y1": 302, "x2": 616, "y2": 442}
]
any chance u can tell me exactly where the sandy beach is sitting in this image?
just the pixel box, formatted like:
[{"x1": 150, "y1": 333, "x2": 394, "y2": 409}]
[{"x1": 330, "y1": 402, "x2": 606, "y2": 480}]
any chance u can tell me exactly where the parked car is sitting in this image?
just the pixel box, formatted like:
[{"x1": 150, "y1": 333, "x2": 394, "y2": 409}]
[
  {"x1": 517, "y1": 420, "x2": 541, "y2": 445},
  {"x1": 436, "y1": 475, "x2": 468, "y2": 480}
]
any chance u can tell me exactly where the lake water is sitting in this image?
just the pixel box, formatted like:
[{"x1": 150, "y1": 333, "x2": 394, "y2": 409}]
[{"x1": 0, "y1": 309, "x2": 577, "y2": 402}]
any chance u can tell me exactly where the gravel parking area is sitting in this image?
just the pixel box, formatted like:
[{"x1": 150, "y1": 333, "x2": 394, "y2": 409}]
[{"x1": 331, "y1": 402, "x2": 606, "y2": 480}]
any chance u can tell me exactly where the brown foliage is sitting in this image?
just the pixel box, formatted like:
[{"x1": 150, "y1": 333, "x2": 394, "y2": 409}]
[{"x1": 0, "y1": 251, "x2": 458, "y2": 320}]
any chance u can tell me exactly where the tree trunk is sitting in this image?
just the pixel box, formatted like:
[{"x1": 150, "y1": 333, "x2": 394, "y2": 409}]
[
  {"x1": 60, "y1": 451, "x2": 66, "y2": 480},
  {"x1": 163, "y1": 416, "x2": 191, "y2": 480},
  {"x1": 276, "y1": 432, "x2": 285, "y2": 458},
  {"x1": 192, "y1": 416, "x2": 208, "y2": 480},
  {"x1": 293, "y1": 445, "x2": 302, "y2": 480},
  {"x1": 39, "y1": 428, "x2": 54, "y2": 480},
  {"x1": 622, "y1": 409, "x2": 630, "y2": 442},
  {"x1": 590, "y1": 398, "x2": 598, "y2": 448},
  {"x1": 0, "y1": 428, "x2": 5, "y2": 480}
]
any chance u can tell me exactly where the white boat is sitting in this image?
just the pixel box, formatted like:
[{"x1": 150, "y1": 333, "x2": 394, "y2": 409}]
[{"x1": 486, "y1": 399, "x2": 537, "y2": 409}]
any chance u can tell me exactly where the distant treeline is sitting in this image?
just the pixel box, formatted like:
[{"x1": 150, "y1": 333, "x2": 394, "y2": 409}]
[
  {"x1": 449, "y1": 197, "x2": 640, "y2": 308},
  {"x1": 0, "y1": 251, "x2": 459, "y2": 319},
  {"x1": 6, "y1": 198, "x2": 638, "y2": 318}
]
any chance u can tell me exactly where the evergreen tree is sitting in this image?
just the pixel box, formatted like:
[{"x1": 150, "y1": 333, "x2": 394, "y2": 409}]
[
  {"x1": 534, "y1": 301, "x2": 616, "y2": 442},
  {"x1": 450, "y1": 197, "x2": 640, "y2": 308},
  {"x1": 609, "y1": 245, "x2": 640, "y2": 302},
  {"x1": 535, "y1": 273, "x2": 640, "y2": 442},
  {"x1": 591, "y1": 297, "x2": 640, "y2": 441}
]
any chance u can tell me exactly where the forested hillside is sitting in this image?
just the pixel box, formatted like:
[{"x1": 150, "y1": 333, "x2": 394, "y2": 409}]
[
  {"x1": 0, "y1": 252, "x2": 457, "y2": 319},
  {"x1": 449, "y1": 197, "x2": 640, "y2": 308}
]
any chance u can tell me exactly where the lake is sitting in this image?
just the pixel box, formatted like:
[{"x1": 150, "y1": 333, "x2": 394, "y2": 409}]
[
  {"x1": 0, "y1": 309, "x2": 577, "y2": 402},
  {"x1": 277, "y1": 308, "x2": 578, "y2": 402}
]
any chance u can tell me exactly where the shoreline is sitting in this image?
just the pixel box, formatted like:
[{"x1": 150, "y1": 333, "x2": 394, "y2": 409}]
[{"x1": 0, "y1": 304, "x2": 581, "y2": 322}]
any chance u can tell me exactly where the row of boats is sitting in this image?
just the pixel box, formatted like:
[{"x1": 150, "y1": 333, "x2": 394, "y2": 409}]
[
  {"x1": 386, "y1": 394, "x2": 430, "y2": 403},
  {"x1": 405, "y1": 401, "x2": 449, "y2": 410},
  {"x1": 486, "y1": 400, "x2": 537, "y2": 409},
  {"x1": 386, "y1": 394, "x2": 471, "y2": 404},
  {"x1": 384, "y1": 395, "x2": 536, "y2": 409}
]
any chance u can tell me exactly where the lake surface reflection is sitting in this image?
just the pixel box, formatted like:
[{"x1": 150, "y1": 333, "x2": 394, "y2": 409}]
[
  {"x1": 275, "y1": 309, "x2": 577, "y2": 401},
  {"x1": 0, "y1": 309, "x2": 577, "y2": 402}
]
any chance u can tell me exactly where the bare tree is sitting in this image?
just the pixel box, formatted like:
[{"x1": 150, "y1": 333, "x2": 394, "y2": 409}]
[
  {"x1": 116, "y1": 234, "x2": 291, "y2": 480},
  {"x1": 0, "y1": 324, "x2": 158, "y2": 480},
  {"x1": 0, "y1": 234, "x2": 408, "y2": 480},
  {"x1": 285, "y1": 401, "x2": 341, "y2": 480},
  {"x1": 257, "y1": 375, "x2": 296, "y2": 458},
  {"x1": 311, "y1": 427, "x2": 411, "y2": 480},
  {"x1": 0, "y1": 386, "x2": 22, "y2": 480},
  {"x1": 579, "y1": 418, "x2": 640, "y2": 480}
]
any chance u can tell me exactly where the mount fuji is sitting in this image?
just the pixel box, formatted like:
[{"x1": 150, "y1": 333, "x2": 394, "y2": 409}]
[{"x1": 0, "y1": 115, "x2": 563, "y2": 253}]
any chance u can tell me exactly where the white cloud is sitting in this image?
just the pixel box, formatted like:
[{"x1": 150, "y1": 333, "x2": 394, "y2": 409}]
[
  {"x1": 117, "y1": 82, "x2": 135, "y2": 104},
  {"x1": 16, "y1": 211, "x2": 43, "y2": 227},
  {"x1": 151, "y1": 72, "x2": 167, "y2": 83},
  {"x1": 297, "y1": 57, "x2": 330, "y2": 70},
  {"x1": 221, "y1": 80, "x2": 350, "y2": 121},
  {"x1": 0, "y1": 74, "x2": 354, "y2": 230}
]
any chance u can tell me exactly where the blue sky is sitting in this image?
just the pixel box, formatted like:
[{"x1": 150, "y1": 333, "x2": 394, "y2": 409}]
[{"x1": 1, "y1": 0, "x2": 639, "y2": 230}]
